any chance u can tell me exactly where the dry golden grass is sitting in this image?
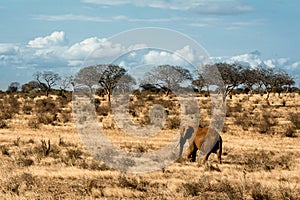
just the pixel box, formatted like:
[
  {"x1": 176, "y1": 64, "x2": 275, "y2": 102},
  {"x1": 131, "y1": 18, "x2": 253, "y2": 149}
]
[{"x1": 0, "y1": 92, "x2": 299, "y2": 199}]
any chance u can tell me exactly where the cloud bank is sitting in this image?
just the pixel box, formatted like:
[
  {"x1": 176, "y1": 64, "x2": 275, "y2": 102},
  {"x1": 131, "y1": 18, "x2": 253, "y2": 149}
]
[
  {"x1": 81, "y1": 0, "x2": 254, "y2": 15},
  {"x1": 0, "y1": 31, "x2": 299, "y2": 89}
]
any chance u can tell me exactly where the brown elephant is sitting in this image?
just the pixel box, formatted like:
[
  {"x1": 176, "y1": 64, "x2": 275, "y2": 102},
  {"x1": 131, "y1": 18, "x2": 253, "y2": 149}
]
[{"x1": 179, "y1": 125, "x2": 222, "y2": 164}]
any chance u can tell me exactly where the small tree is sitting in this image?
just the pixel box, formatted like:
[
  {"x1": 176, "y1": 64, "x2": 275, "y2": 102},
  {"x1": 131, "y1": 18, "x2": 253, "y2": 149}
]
[
  {"x1": 191, "y1": 73, "x2": 210, "y2": 95},
  {"x1": 98, "y1": 64, "x2": 126, "y2": 102},
  {"x1": 21, "y1": 81, "x2": 43, "y2": 93},
  {"x1": 34, "y1": 71, "x2": 61, "y2": 96},
  {"x1": 214, "y1": 63, "x2": 244, "y2": 100},
  {"x1": 114, "y1": 74, "x2": 136, "y2": 94},
  {"x1": 7, "y1": 82, "x2": 20, "y2": 93},
  {"x1": 142, "y1": 65, "x2": 192, "y2": 96},
  {"x1": 241, "y1": 67, "x2": 259, "y2": 93},
  {"x1": 74, "y1": 66, "x2": 100, "y2": 92},
  {"x1": 59, "y1": 75, "x2": 74, "y2": 96}
]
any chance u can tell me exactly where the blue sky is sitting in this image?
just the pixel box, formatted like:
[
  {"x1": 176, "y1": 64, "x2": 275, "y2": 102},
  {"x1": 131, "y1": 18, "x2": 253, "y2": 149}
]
[{"x1": 0, "y1": 0, "x2": 300, "y2": 90}]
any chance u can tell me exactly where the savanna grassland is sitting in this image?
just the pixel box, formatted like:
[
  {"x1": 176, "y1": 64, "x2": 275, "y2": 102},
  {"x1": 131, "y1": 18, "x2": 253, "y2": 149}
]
[{"x1": 0, "y1": 90, "x2": 299, "y2": 199}]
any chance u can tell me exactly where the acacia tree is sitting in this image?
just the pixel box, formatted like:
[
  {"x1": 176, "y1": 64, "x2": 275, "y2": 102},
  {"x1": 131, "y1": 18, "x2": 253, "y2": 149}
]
[
  {"x1": 191, "y1": 74, "x2": 209, "y2": 94},
  {"x1": 59, "y1": 75, "x2": 74, "y2": 96},
  {"x1": 21, "y1": 81, "x2": 42, "y2": 93},
  {"x1": 214, "y1": 63, "x2": 244, "y2": 100},
  {"x1": 34, "y1": 71, "x2": 61, "y2": 96},
  {"x1": 241, "y1": 67, "x2": 259, "y2": 93},
  {"x1": 272, "y1": 69, "x2": 295, "y2": 93},
  {"x1": 74, "y1": 66, "x2": 100, "y2": 92},
  {"x1": 255, "y1": 66, "x2": 294, "y2": 104},
  {"x1": 142, "y1": 65, "x2": 192, "y2": 96},
  {"x1": 98, "y1": 64, "x2": 126, "y2": 102},
  {"x1": 114, "y1": 74, "x2": 136, "y2": 94},
  {"x1": 7, "y1": 82, "x2": 20, "y2": 93}
]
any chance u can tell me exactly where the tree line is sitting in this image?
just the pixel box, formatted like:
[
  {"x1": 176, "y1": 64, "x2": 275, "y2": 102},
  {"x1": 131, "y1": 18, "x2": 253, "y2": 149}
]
[{"x1": 4, "y1": 63, "x2": 297, "y2": 103}]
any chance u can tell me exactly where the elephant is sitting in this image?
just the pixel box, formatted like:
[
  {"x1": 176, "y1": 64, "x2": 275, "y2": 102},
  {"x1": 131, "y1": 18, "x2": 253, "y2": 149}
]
[{"x1": 179, "y1": 125, "x2": 222, "y2": 164}]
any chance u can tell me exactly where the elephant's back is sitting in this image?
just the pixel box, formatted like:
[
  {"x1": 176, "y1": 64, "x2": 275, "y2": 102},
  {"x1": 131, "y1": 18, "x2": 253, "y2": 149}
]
[{"x1": 194, "y1": 127, "x2": 209, "y2": 148}]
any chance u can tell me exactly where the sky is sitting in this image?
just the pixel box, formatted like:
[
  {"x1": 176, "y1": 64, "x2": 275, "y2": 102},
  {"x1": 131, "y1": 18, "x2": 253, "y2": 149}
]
[{"x1": 0, "y1": 0, "x2": 300, "y2": 90}]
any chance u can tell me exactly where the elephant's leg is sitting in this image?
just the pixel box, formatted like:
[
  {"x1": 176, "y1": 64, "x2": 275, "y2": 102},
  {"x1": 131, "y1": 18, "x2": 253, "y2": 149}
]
[
  {"x1": 202, "y1": 152, "x2": 212, "y2": 164},
  {"x1": 186, "y1": 144, "x2": 196, "y2": 162},
  {"x1": 190, "y1": 146, "x2": 198, "y2": 162}
]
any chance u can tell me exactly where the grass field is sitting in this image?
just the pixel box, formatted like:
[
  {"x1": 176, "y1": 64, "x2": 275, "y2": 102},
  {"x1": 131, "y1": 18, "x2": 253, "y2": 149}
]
[{"x1": 0, "y1": 92, "x2": 299, "y2": 199}]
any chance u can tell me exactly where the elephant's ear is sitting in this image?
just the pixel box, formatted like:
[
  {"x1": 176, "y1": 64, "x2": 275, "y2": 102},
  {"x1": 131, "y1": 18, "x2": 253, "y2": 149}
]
[{"x1": 185, "y1": 126, "x2": 194, "y2": 139}]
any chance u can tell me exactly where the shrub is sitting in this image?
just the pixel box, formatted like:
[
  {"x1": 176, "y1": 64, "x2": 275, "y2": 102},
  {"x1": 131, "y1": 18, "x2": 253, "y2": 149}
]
[
  {"x1": 288, "y1": 112, "x2": 300, "y2": 129},
  {"x1": 180, "y1": 182, "x2": 200, "y2": 197},
  {"x1": 0, "y1": 119, "x2": 8, "y2": 129},
  {"x1": 251, "y1": 182, "x2": 273, "y2": 200},
  {"x1": 164, "y1": 116, "x2": 181, "y2": 129},
  {"x1": 282, "y1": 124, "x2": 297, "y2": 138},
  {"x1": 35, "y1": 98, "x2": 58, "y2": 114},
  {"x1": 257, "y1": 111, "x2": 277, "y2": 134},
  {"x1": 27, "y1": 118, "x2": 40, "y2": 129},
  {"x1": 235, "y1": 112, "x2": 253, "y2": 130},
  {"x1": 6, "y1": 173, "x2": 36, "y2": 195},
  {"x1": 37, "y1": 113, "x2": 57, "y2": 125},
  {"x1": 96, "y1": 104, "x2": 110, "y2": 116},
  {"x1": 22, "y1": 104, "x2": 33, "y2": 115},
  {"x1": 0, "y1": 145, "x2": 10, "y2": 156}
]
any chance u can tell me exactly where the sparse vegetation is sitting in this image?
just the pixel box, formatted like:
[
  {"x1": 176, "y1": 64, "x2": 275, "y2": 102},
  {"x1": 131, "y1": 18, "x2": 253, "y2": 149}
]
[{"x1": 0, "y1": 68, "x2": 299, "y2": 199}]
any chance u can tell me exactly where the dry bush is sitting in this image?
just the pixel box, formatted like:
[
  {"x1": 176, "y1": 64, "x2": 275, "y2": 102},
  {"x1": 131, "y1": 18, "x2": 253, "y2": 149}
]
[
  {"x1": 256, "y1": 111, "x2": 277, "y2": 134},
  {"x1": 34, "y1": 98, "x2": 59, "y2": 125},
  {"x1": 277, "y1": 183, "x2": 299, "y2": 200},
  {"x1": 27, "y1": 117, "x2": 40, "y2": 129},
  {"x1": 16, "y1": 158, "x2": 34, "y2": 167},
  {"x1": 0, "y1": 95, "x2": 20, "y2": 120},
  {"x1": 118, "y1": 175, "x2": 148, "y2": 192},
  {"x1": 178, "y1": 175, "x2": 212, "y2": 197},
  {"x1": 215, "y1": 179, "x2": 244, "y2": 200},
  {"x1": 56, "y1": 95, "x2": 71, "y2": 108},
  {"x1": 288, "y1": 112, "x2": 300, "y2": 130},
  {"x1": 164, "y1": 116, "x2": 181, "y2": 129},
  {"x1": 235, "y1": 112, "x2": 253, "y2": 130},
  {"x1": 6, "y1": 95, "x2": 20, "y2": 115},
  {"x1": 0, "y1": 145, "x2": 10, "y2": 156},
  {"x1": 281, "y1": 124, "x2": 297, "y2": 138},
  {"x1": 6, "y1": 172, "x2": 36, "y2": 195},
  {"x1": 226, "y1": 103, "x2": 243, "y2": 117},
  {"x1": 22, "y1": 99, "x2": 34, "y2": 115},
  {"x1": 179, "y1": 182, "x2": 201, "y2": 197},
  {"x1": 243, "y1": 151, "x2": 293, "y2": 172},
  {"x1": 35, "y1": 98, "x2": 58, "y2": 114},
  {"x1": 13, "y1": 136, "x2": 21, "y2": 146},
  {"x1": 250, "y1": 182, "x2": 273, "y2": 200},
  {"x1": 67, "y1": 149, "x2": 83, "y2": 159},
  {"x1": 57, "y1": 112, "x2": 72, "y2": 123},
  {"x1": 96, "y1": 104, "x2": 110, "y2": 116},
  {"x1": 0, "y1": 118, "x2": 8, "y2": 129},
  {"x1": 37, "y1": 113, "x2": 57, "y2": 125}
]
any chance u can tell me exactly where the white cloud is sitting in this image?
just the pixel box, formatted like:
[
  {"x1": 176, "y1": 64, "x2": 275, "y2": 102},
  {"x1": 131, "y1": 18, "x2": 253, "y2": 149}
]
[
  {"x1": 277, "y1": 58, "x2": 289, "y2": 66},
  {"x1": 211, "y1": 52, "x2": 300, "y2": 82},
  {"x1": 288, "y1": 61, "x2": 300, "y2": 70},
  {"x1": 264, "y1": 59, "x2": 276, "y2": 68},
  {"x1": 32, "y1": 14, "x2": 111, "y2": 22},
  {"x1": 33, "y1": 14, "x2": 187, "y2": 23},
  {"x1": 174, "y1": 45, "x2": 195, "y2": 63},
  {"x1": 0, "y1": 44, "x2": 19, "y2": 55},
  {"x1": 143, "y1": 48, "x2": 192, "y2": 66},
  {"x1": 28, "y1": 31, "x2": 67, "y2": 48},
  {"x1": 81, "y1": 0, "x2": 254, "y2": 15},
  {"x1": 226, "y1": 50, "x2": 263, "y2": 67}
]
